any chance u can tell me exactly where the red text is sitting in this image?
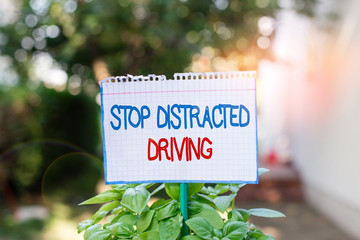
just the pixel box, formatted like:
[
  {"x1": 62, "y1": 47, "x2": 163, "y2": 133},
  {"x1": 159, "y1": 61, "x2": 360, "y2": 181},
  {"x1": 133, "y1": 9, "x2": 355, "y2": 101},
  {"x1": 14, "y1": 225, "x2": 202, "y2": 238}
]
[{"x1": 148, "y1": 137, "x2": 213, "y2": 161}]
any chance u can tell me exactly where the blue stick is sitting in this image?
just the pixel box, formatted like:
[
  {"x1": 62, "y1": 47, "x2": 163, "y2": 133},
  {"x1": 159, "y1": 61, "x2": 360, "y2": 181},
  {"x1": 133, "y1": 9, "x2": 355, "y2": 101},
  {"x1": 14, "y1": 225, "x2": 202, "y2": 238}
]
[{"x1": 180, "y1": 183, "x2": 189, "y2": 236}]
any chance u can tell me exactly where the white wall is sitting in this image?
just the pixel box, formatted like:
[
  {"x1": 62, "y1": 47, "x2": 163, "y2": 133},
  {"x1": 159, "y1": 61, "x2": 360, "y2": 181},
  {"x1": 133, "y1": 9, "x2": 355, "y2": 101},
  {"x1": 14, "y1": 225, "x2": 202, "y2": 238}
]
[
  {"x1": 259, "y1": 1, "x2": 360, "y2": 238},
  {"x1": 287, "y1": 1, "x2": 360, "y2": 238}
]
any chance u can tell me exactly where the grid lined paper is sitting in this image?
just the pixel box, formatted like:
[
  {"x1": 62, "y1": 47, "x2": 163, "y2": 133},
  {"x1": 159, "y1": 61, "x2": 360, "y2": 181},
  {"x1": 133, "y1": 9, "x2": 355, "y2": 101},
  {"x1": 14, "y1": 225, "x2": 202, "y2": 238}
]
[{"x1": 99, "y1": 71, "x2": 258, "y2": 184}]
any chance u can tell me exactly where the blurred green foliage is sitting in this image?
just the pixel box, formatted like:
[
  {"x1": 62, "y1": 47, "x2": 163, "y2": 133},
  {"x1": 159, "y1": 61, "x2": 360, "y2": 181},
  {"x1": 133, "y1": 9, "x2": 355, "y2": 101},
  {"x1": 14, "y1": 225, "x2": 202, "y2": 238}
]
[
  {"x1": 0, "y1": 0, "x2": 317, "y2": 207},
  {"x1": 0, "y1": 0, "x2": 292, "y2": 83},
  {"x1": 0, "y1": 87, "x2": 100, "y2": 197},
  {"x1": 0, "y1": 213, "x2": 44, "y2": 240}
]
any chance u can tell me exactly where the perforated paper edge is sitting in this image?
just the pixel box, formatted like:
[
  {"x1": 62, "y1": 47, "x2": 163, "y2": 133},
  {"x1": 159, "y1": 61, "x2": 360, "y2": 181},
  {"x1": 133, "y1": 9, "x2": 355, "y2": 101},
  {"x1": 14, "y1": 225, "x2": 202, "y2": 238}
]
[{"x1": 98, "y1": 71, "x2": 256, "y2": 86}]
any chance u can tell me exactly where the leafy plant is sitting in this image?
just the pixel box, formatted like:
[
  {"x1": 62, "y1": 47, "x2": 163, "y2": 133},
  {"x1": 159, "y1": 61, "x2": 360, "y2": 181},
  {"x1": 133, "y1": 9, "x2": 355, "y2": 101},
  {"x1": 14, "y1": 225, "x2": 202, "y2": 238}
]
[{"x1": 77, "y1": 168, "x2": 285, "y2": 240}]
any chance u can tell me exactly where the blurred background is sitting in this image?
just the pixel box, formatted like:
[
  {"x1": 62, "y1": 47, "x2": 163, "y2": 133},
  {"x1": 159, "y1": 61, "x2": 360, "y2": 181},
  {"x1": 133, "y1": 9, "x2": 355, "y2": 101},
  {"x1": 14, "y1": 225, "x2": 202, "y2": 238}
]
[{"x1": 1, "y1": 0, "x2": 360, "y2": 239}]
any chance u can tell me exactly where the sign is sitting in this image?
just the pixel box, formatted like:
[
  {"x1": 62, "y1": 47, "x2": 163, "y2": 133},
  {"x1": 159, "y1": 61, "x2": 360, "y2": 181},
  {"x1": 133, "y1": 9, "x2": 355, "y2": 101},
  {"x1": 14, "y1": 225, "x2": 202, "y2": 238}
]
[{"x1": 99, "y1": 71, "x2": 258, "y2": 184}]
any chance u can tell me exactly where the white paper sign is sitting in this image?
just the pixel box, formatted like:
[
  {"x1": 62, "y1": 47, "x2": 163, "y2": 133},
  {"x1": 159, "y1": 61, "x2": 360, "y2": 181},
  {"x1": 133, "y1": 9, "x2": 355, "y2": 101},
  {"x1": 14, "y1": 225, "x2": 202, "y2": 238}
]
[{"x1": 99, "y1": 71, "x2": 258, "y2": 184}]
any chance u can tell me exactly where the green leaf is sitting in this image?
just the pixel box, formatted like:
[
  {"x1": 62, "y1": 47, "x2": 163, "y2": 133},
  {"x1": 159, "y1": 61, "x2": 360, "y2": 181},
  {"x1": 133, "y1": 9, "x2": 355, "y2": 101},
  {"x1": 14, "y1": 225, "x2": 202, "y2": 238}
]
[
  {"x1": 156, "y1": 201, "x2": 180, "y2": 221},
  {"x1": 77, "y1": 219, "x2": 95, "y2": 233},
  {"x1": 214, "y1": 184, "x2": 230, "y2": 194},
  {"x1": 106, "y1": 214, "x2": 116, "y2": 223},
  {"x1": 137, "y1": 210, "x2": 155, "y2": 233},
  {"x1": 188, "y1": 183, "x2": 205, "y2": 197},
  {"x1": 121, "y1": 185, "x2": 150, "y2": 214},
  {"x1": 111, "y1": 184, "x2": 138, "y2": 192},
  {"x1": 180, "y1": 235, "x2": 203, "y2": 240},
  {"x1": 222, "y1": 221, "x2": 248, "y2": 240},
  {"x1": 200, "y1": 185, "x2": 228, "y2": 195},
  {"x1": 108, "y1": 222, "x2": 135, "y2": 238},
  {"x1": 91, "y1": 211, "x2": 109, "y2": 223},
  {"x1": 150, "y1": 199, "x2": 173, "y2": 210},
  {"x1": 111, "y1": 184, "x2": 127, "y2": 191},
  {"x1": 91, "y1": 201, "x2": 121, "y2": 223},
  {"x1": 118, "y1": 214, "x2": 139, "y2": 226},
  {"x1": 143, "y1": 205, "x2": 150, "y2": 213},
  {"x1": 84, "y1": 224, "x2": 101, "y2": 240},
  {"x1": 80, "y1": 190, "x2": 123, "y2": 205},
  {"x1": 137, "y1": 230, "x2": 160, "y2": 240},
  {"x1": 87, "y1": 230, "x2": 112, "y2": 240},
  {"x1": 228, "y1": 209, "x2": 250, "y2": 222},
  {"x1": 165, "y1": 183, "x2": 204, "y2": 201},
  {"x1": 159, "y1": 214, "x2": 182, "y2": 240},
  {"x1": 258, "y1": 168, "x2": 269, "y2": 176},
  {"x1": 237, "y1": 209, "x2": 251, "y2": 222},
  {"x1": 146, "y1": 217, "x2": 159, "y2": 232},
  {"x1": 246, "y1": 232, "x2": 275, "y2": 240},
  {"x1": 200, "y1": 185, "x2": 218, "y2": 195},
  {"x1": 185, "y1": 217, "x2": 214, "y2": 240},
  {"x1": 190, "y1": 204, "x2": 224, "y2": 229},
  {"x1": 98, "y1": 201, "x2": 121, "y2": 212},
  {"x1": 188, "y1": 201, "x2": 204, "y2": 215},
  {"x1": 213, "y1": 193, "x2": 237, "y2": 213},
  {"x1": 110, "y1": 210, "x2": 129, "y2": 223},
  {"x1": 196, "y1": 193, "x2": 215, "y2": 205},
  {"x1": 248, "y1": 208, "x2": 285, "y2": 218},
  {"x1": 228, "y1": 210, "x2": 241, "y2": 222},
  {"x1": 111, "y1": 205, "x2": 125, "y2": 214},
  {"x1": 110, "y1": 215, "x2": 120, "y2": 224},
  {"x1": 165, "y1": 183, "x2": 181, "y2": 200},
  {"x1": 212, "y1": 228, "x2": 223, "y2": 238},
  {"x1": 229, "y1": 184, "x2": 244, "y2": 193}
]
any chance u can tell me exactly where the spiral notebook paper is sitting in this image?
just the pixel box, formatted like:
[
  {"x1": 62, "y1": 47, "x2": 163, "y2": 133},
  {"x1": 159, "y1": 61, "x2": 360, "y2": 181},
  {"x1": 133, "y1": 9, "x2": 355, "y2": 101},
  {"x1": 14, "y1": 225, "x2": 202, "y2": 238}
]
[{"x1": 99, "y1": 71, "x2": 258, "y2": 184}]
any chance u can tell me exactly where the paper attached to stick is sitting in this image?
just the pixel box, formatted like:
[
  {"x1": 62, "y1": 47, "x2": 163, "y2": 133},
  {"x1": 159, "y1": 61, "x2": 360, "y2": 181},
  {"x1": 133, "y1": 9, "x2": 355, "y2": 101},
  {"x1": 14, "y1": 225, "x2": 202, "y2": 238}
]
[{"x1": 99, "y1": 71, "x2": 258, "y2": 184}]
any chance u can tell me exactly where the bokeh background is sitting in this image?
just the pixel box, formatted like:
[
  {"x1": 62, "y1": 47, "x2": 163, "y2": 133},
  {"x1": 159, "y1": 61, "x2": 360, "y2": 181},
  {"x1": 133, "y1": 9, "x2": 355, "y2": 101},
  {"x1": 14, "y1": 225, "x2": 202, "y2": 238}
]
[{"x1": 1, "y1": 0, "x2": 360, "y2": 239}]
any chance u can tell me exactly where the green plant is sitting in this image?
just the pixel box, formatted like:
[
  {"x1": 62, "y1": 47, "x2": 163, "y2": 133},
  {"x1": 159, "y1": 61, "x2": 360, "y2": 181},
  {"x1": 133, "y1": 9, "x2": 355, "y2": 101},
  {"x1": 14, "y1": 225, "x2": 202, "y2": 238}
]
[{"x1": 77, "y1": 168, "x2": 285, "y2": 240}]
